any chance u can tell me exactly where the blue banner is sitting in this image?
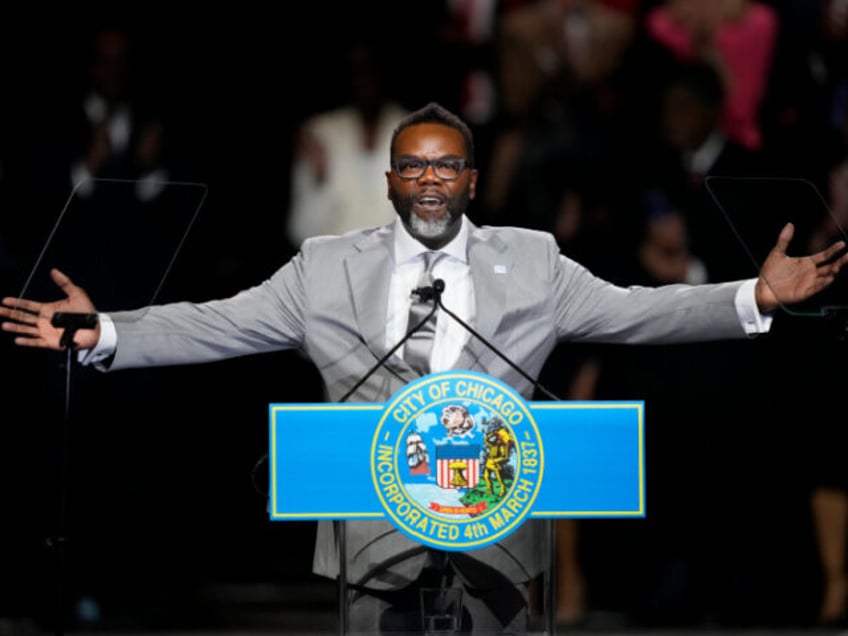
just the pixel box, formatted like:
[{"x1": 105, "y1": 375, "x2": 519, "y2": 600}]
[{"x1": 269, "y1": 370, "x2": 643, "y2": 551}]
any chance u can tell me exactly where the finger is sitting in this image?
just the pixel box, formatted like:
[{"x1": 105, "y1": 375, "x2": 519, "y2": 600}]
[
  {"x1": 0, "y1": 311, "x2": 40, "y2": 327},
  {"x1": 824, "y1": 258, "x2": 848, "y2": 277},
  {"x1": 50, "y1": 268, "x2": 76, "y2": 294},
  {"x1": 815, "y1": 240, "x2": 848, "y2": 265},
  {"x1": 0, "y1": 299, "x2": 42, "y2": 320},
  {"x1": 814, "y1": 275, "x2": 836, "y2": 293},
  {"x1": 773, "y1": 222, "x2": 795, "y2": 255},
  {"x1": 3, "y1": 296, "x2": 33, "y2": 309},
  {"x1": 14, "y1": 335, "x2": 52, "y2": 348},
  {"x1": 2, "y1": 321, "x2": 42, "y2": 337},
  {"x1": 818, "y1": 251, "x2": 848, "y2": 274}
]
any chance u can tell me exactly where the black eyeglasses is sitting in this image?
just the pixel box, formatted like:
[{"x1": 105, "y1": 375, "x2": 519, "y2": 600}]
[{"x1": 391, "y1": 156, "x2": 470, "y2": 181}]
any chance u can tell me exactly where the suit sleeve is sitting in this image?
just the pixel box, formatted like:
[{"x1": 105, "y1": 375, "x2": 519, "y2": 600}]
[
  {"x1": 546, "y1": 234, "x2": 749, "y2": 344},
  {"x1": 107, "y1": 249, "x2": 309, "y2": 370}
]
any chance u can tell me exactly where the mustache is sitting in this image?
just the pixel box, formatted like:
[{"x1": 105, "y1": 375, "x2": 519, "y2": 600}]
[{"x1": 389, "y1": 189, "x2": 470, "y2": 218}]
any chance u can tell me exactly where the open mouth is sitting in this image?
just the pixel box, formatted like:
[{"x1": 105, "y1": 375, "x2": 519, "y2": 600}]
[{"x1": 414, "y1": 194, "x2": 446, "y2": 218}]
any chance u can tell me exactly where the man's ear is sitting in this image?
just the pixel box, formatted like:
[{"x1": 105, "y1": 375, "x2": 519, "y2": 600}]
[{"x1": 468, "y1": 169, "x2": 479, "y2": 200}]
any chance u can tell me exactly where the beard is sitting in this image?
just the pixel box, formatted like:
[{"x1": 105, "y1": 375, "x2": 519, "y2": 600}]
[
  {"x1": 390, "y1": 188, "x2": 470, "y2": 242},
  {"x1": 409, "y1": 211, "x2": 451, "y2": 239}
]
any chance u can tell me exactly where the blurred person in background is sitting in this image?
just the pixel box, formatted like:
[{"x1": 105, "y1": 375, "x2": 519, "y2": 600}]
[
  {"x1": 644, "y1": 0, "x2": 779, "y2": 151},
  {"x1": 286, "y1": 39, "x2": 409, "y2": 247}
]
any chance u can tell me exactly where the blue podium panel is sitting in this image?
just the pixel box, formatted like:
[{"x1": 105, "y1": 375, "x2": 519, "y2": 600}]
[
  {"x1": 270, "y1": 404, "x2": 385, "y2": 519},
  {"x1": 528, "y1": 402, "x2": 643, "y2": 516},
  {"x1": 269, "y1": 371, "x2": 643, "y2": 551}
]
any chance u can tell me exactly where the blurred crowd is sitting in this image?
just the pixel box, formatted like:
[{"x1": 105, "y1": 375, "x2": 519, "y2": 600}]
[{"x1": 1, "y1": 0, "x2": 848, "y2": 632}]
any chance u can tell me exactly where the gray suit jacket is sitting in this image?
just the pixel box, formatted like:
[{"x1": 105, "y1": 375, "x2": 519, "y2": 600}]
[{"x1": 107, "y1": 218, "x2": 750, "y2": 589}]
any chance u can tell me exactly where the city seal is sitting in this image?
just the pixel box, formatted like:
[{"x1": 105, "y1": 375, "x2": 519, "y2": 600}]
[{"x1": 370, "y1": 370, "x2": 544, "y2": 551}]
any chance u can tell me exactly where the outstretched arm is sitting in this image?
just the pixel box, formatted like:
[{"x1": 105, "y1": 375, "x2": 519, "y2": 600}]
[
  {"x1": 755, "y1": 223, "x2": 848, "y2": 313},
  {"x1": 1, "y1": 268, "x2": 100, "y2": 350}
]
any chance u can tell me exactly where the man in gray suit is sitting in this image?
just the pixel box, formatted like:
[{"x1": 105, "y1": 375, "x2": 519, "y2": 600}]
[{"x1": 3, "y1": 102, "x2": 847, "y2": 633}]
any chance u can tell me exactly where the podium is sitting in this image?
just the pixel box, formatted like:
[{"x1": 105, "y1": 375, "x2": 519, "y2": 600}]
[{"x1": 269, "y1": 370, "x2": 644, "y2": 634}]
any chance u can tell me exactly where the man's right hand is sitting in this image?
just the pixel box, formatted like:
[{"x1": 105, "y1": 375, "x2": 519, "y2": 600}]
[{"x1": 1, "y1": 268, "x2": 100, "y2": 351}]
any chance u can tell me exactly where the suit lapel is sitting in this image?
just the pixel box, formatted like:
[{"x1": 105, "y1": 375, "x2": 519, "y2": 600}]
[
  {"x1": 347, "y1": 227, "x2": 394, "y2": 359},
  {"x1": 345, "y1": 224, "x2": 426, "y2": 378},
  {"x1": 455, "y1": 224, "x2": 511, "y2": 370}
]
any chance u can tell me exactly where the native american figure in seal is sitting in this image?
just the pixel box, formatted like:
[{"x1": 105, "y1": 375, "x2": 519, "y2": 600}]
[{"x1": 482, "y1": 419, "x2": 515, "y2": 498}]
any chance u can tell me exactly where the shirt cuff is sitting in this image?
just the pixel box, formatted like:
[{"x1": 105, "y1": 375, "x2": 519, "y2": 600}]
[
  {"x1": 735, "y1": 279, "x2": 773, "y2": 335},
  {"x1": 76, "y1": 313, "x2": 117, "y2": 368}
]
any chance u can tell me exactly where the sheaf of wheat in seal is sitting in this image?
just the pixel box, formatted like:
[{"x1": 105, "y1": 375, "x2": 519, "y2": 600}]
[{"x1": 370, "y1": 370, "x2": 544, "y2": 551}]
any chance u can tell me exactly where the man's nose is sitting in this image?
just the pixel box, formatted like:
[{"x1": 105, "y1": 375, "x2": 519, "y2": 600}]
[{"x1": 418, "y1": 162, "x2": 441, "y2": 182}]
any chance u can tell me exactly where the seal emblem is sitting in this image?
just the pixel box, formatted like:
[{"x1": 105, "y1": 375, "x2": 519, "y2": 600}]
[{"x1": 370, "y1": 370, "x2": 544, "y2": 550}]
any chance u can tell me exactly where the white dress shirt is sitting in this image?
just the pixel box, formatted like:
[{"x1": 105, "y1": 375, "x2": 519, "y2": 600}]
[{"x1": 388, "y1": 217, "x2": 475, "y2": 372}]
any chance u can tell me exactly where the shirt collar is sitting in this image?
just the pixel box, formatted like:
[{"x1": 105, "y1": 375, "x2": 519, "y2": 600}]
[{"x1": 393, "y1": 215, "x2": 469, "y2": 265}]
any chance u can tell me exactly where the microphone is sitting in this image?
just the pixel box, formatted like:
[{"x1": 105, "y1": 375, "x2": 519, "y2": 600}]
[
  {"x1": 339, "y1": 279, "x2": 561, "y2": 402},
  {"x1": 51, "y1": 312, "x2": 99, "y2": 349},
  {"x1": 338, "y1": 282, "x2": 443, "y2": 403},
  {"x1": 412, "y1": 279, "x2": 445, "y2": 302}
]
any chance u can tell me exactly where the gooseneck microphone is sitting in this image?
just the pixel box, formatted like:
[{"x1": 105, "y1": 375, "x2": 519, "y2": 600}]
[
  {"x1": 338, "y1": 279, "x2": 561, "y2": 403},
  {"x1": 337, "y1": 284, "x2": 441, "y2": 403}
]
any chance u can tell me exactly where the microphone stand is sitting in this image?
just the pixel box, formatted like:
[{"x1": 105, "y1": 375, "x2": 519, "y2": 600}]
[
  {"x1": 47, "y1": 312, "x2": 99, "y2": 636},
  {"x1": 337, "y1": 288, "x2": 440, "y2": 403}
]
